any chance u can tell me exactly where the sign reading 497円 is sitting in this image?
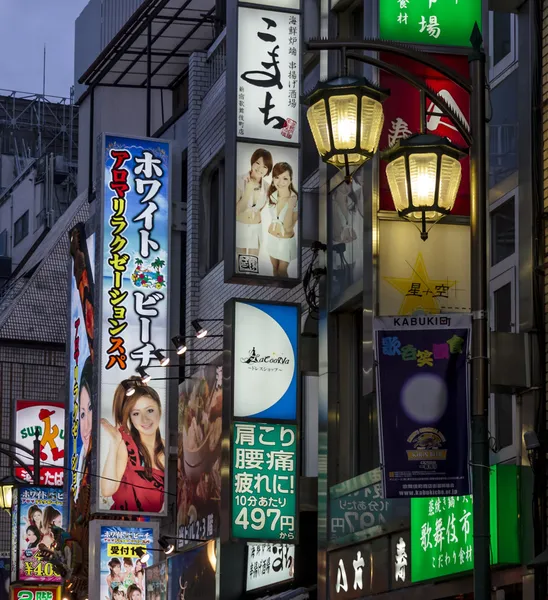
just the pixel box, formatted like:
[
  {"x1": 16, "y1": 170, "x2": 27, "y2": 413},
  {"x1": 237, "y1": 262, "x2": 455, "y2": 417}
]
[{"x1": 232, "y1": 422, "x2": 297, "y2": 541}]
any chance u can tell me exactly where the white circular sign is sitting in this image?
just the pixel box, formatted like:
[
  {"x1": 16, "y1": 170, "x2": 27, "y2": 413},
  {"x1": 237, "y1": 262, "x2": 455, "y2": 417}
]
[{"x1": 400, "y1": 373, "x2": 448, "y2": 424}]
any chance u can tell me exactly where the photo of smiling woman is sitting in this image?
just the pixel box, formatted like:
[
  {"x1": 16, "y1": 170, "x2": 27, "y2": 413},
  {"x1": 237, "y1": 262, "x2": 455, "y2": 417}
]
[
  {"x1": 267, "y1": 162, "x2": 299, "y2": 277},
  {"x1": 236, "y1": 148, "x2": 273, "y2": 259},
  {"x1": 100, "y1": 377, "x2": 165, "y2": 512}
]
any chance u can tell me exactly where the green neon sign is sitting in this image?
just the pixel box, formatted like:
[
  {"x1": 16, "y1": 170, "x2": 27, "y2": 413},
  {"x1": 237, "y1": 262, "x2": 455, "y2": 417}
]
[
  {"x1": 379, "y1": 0, "x2": 482, "y2": 48},
  {"x1": 410, "y1": 464, "x2": 520, "y2": 582},
  {"x1": 232, "y1": 421, "x2": 297, "y2": 542}
]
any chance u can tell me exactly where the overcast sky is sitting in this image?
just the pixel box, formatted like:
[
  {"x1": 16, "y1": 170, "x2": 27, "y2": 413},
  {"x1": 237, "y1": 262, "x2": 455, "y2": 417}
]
[{"x1": 0, "y1": 0, "x2": 89, "y2": 99}]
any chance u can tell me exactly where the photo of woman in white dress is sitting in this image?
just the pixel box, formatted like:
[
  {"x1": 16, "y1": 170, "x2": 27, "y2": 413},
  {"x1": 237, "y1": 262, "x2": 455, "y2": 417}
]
[
  {"x1": 236, "y1": 148, "x2": 273, "y2": 261},
  {"x1": 266, "y1": 162, "x2": 298, "y2": 277}
]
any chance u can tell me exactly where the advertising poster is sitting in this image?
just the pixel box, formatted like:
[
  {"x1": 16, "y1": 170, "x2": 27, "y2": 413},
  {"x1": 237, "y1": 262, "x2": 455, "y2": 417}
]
[
  {"x1": 167, "y1": 543, "x2": 216, "y2": 600},
  {"x1": 17, "y1": 487, "x2": 65, "y2": 583},
  {"x1": 67, "y1": 225, "x2": 95, "y2": 520},
  {"x1": 246, "y1": 544, "x2": 295, "y2": 592},
  {"x1": 144, "y1": 561, "x2": 167, "y2": 600},
  {"x1": 233, "y1": 301, "x2": 298, "y2": 421},
  {"x1": 177, "y1": 367, "x2": 222, "y2": 548},
  {"x1": 374, "y1": 315, "x2": 471, "y2": 498},
  {"x1": 98, "y1": 134, "x2": 171, "y2": 515},
  {"x1": 235, "y1": 142, "x2": 300, "y2": 279},
  {"x1": 10, "y1": 587, "x2": 61, "y2": 600},
  {"x1": 15, "y1": 401, "x2": 65, "y2": 486},
  {"x1": 232, "y1": 422, "x2": 297, "y2": 541},
  {"x1": 96, "y1": 524, "x2": 154, "y2": 600}
]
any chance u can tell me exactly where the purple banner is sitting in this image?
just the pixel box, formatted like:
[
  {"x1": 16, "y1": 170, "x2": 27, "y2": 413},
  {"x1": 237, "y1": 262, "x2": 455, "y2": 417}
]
[{"x1": 375, "y1": 314, "x2": 471, "y2": 499}]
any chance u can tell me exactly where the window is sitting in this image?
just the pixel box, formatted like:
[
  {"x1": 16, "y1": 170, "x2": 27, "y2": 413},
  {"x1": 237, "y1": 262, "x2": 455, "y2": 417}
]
[
  {"x1": 199, "y1": 160, "x2": 224, "y2": 275},
  {"x1": 488, "y1": 11, "x2": 518, "y2": 82},
  {"x1": 13, "y1": 211, "x2": 28, "y2": 246},
  {"x1": 489, "y1": 191, "x2": 519, "y2": 463},
  {"x1": 0, "y1": 230, "x2": 7, "y2": 256}
]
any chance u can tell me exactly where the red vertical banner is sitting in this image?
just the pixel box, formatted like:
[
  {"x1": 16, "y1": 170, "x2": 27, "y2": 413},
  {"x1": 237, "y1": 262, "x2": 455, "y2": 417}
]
[{"x1": 379, "y1": 53, "x2": 471, "y2": 217}]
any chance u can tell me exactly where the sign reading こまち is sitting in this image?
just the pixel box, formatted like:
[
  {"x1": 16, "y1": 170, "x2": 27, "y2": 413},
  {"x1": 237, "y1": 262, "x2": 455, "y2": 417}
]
[
  {"x1": 233, "y1": 301, "x2": 298, "y2": 421},
  {"x1": 232, "y1": 422, "x2": 297, "y2": 541}
]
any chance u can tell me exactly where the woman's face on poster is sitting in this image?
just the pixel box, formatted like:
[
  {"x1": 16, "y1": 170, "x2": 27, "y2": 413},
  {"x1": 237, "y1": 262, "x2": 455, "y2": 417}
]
[
  {"x1": 130, "y1": 590, "x2": 142, "y2": 600},
  {"x1": 130, "y1": 396, "x2": 161, "y2": 436},
  {"x1": 79, "y1": 386, "x2": 92, "y2": 450},
  {"x1": 31, "y1": 511, "x2": 42, "y2": 528},
  {"x1": 53, "y1": 514, "x2": 62, "y2": 528},
  {"x1": 26, "y1": 528, "x2": 37, "y2": 544},
  {"x1": 251, "y1": 157, "x2": 268, "y2": 180},
  {"x1": 273, "y1": 170, "x2": 291, "y2": 191}
]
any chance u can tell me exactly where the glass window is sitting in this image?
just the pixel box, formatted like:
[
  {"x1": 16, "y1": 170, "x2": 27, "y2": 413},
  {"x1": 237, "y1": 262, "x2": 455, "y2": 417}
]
[
  {"x1": 493, "y1": 12, "x2": 512, "y2": 66},
  {"x1": 491, "y1": 197, "x2": 515, "y2": 266},
  {"x1": 199, "y1": 161, "x2": 224, "y2": 276},
  {"x1": 0, "y1": 230, "x2": 7, "y2": 256},
  {"x1": 13, "y1": 211, "x2": 28, "y2": 246},
  {"x1": 494, "y1": 392, "x2": 513, "y2": 450},
  {"x1": 494, "y1": 282, "x2": 513, "y2": 332}
]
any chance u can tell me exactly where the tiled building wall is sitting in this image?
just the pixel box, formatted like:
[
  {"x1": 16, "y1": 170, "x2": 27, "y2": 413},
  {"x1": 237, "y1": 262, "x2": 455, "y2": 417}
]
[
  {"x1": 185, "y1": 52, "x2": 314, "y2": 366},
  {"x1": 0, "y1": 345, "x2": 65, "y2": 555}
]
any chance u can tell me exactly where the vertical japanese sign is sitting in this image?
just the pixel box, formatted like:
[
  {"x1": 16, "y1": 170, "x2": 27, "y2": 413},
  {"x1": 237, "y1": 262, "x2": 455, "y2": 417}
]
[
  {"x1": 379, "y1": 53, "x2": 471, "y2": 216},
  {"x1": 379, "y1": 0, "x2": 481, "y2": 47},
  {"x1": 232, "y1": 422, "x2": 297, "y2": 541},
  {"x1": 177, "y1": 366, "x2": 223, "y2": 548},
  {"x1": 97, "y1": 134, "x2": 170, "y2": 515},
  {"x1": 226, "y1": 0, "x2": 302, "y2": 283},
  {"x1": 15, "y1": 401, "x2": 64, "y2": 486},
  {"x1": 246, "y1": 543, "x2": 295, "y2": 591},
  {"x1": 15, "y1": 487, "x2": 65, "y2": 583},
  {"x1": 67, "y1": 225, "x2": 95, "y2": 529},
  {"x1": 89, "y1": 521, "x2": 158, "y2": 600},
  {"x1": 374, "y1": 315, "x2": 471, "y2": 498}
]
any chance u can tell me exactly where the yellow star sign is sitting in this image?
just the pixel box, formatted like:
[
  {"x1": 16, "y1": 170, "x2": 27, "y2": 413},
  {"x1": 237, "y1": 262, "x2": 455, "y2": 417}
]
[{"x1": 383, "y1": 252, "x2": 457, "y2": 315}]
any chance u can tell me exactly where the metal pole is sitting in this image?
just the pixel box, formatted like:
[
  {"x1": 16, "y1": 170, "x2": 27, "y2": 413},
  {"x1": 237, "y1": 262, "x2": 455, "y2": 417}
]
[
  {"x1": 468, "y1": 23, "x2": 491, "y2": 600},
  {"x1": 146, "y1": 22, "x2": 152, "y2": 138},
  {"x1": 33, "y1": 428, "x2": 41, "y2": 486}
]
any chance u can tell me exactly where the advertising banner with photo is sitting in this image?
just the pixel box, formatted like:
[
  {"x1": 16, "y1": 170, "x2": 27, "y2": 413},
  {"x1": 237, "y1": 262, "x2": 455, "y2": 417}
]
[
  {"x1": 10, "y1": 586, "x2": 61, "y2": 600},
  {"x1": 374, "y1": 315, "x2": 471, "y2": 498},
  {"x1": 13, "y1": 487, "x2": 65, "y2": 583},
  {"x1": 177, "y1": 366, "x2": 222, "y2": 549},
  {"x1": 234, "y1": 142, "x2": 300, "y2": 279},
  {"x1": 167, "y1": 542, "x2": 217, "y2": 600},
  {"x1": 225, "y1": 0, "x2": 302, "y2": 284},
  {"x1": 145, "y1": 561, "x2": 167, "y2": 600},
  {"x1": 97, "y1": 134, "x2": 171, "y2": 515},
  {"x1": 233, "y1": 301, "x2": 298, "y2": 421},
  {"x1": 66, "y1": 224, "x2": 96, "y2": 526},
  {"x1": 89, "y1": 521, "x2": 158, "y2": 600},
  {"x1": 15, "y1": 401, "x2": 64, "y2": 487},
  {"x1": 246, "y1": 544, "x2": 295, "y2": 592}
]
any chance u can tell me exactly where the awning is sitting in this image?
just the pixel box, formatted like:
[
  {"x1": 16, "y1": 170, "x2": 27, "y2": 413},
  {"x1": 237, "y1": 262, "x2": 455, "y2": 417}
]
[{"x1": 79, "y1": 0, "x2": 217, "y2": 90}]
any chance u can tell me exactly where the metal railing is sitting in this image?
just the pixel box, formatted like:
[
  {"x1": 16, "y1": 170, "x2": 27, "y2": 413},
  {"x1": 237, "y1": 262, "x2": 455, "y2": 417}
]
[{"x1": 206, "y1": 29, "x2": 227, "y2": 90}]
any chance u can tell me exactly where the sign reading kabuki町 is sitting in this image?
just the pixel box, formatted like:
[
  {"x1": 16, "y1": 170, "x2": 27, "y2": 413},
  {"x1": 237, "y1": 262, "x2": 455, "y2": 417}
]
[{"x1": 98, "y1": 134, "x2": 170, "y2": 515}]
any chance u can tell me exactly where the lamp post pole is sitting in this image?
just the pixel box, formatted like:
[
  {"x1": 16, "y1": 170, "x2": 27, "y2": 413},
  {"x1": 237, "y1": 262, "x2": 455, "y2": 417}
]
[
  {"x1": 33, "y1": 427, "x2": 41, "y2": 486},
  {"x1": 468, "y1": 26, "x2": 491, "y2": 600}
]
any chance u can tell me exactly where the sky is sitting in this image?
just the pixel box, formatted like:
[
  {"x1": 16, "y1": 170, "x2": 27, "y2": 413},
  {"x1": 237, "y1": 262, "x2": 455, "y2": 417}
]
[{"x1": 0, "y1": 0, "x2": 89, "y2": 99}]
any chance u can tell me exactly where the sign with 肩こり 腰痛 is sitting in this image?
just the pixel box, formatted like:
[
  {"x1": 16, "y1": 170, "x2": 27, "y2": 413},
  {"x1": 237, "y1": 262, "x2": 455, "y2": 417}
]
[
  {"x1": 232, "y1": 422, "x2": 297, "y2": 542},
  {"x1": 98, "y1": 134, "x2": 170, "y2": 516},
  {"x1": 233, "y1": 300, "x2": 298, "y2": 420},
  {"x1": 375, "y1": 314, "x2": 471, "y2": 498},
  {"x1": 379, "y1": 0, "x2": 481, "y2": 47}
]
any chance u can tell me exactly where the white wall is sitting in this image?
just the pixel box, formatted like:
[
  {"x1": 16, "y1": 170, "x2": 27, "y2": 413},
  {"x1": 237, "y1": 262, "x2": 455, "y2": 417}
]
[{"x1": 77, "y1": 86, "x2": 173, "y2": 195}]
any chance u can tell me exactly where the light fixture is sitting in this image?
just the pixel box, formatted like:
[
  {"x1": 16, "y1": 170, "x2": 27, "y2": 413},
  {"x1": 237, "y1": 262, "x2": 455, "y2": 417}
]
[
  {"x1": 382, "y1": 133, "x2": 465, "y2": 241},
  {"x1": 122, "y1": 380, "x2": 136, "y2": 397},
  {"x1": 136, "y1": 366, "x2": 151, "y2": 384},
  {"x1": 159, "y1": 535, "x2": 175, "y2": 555},
  {"x1": 135, "y1": 547, "x2": 150, "y2": 563},
  {"x1": 153, "y1": 349, "x2": 170, "y2": 366},
  {"x1": 305, "y1": 75, "x2": 388, "y2": 182},
  {"x1": 172, "y1": 335, "x2": 187, "y2": 355},
  {"x1": 0, "y1": 474, "x2": 20, "y2": 512},
  {"x1": 192, "y1": 320, "x2": 207, "y2": 339}
]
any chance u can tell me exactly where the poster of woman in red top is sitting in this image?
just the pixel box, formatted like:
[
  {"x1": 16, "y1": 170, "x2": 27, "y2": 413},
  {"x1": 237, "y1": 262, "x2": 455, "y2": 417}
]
[{"x1": 100, "y1": 377, "x2": 165, "y2": 513}]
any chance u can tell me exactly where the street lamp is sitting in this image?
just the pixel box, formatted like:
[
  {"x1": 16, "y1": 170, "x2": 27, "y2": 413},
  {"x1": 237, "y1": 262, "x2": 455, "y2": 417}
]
[
  {"x1": 305, "y1": 75, "x2": 388, "y2": 182},
  {"x1": 383, "y1": 133, "x2": 466, "y2": 240},
  {"x1": 0, "y1": 474, "x2": 22, "y2": 512}
]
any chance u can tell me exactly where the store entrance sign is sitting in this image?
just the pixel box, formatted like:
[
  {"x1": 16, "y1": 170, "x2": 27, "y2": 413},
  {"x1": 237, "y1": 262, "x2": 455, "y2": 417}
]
[
  {"x1": 10, "y1": 587, "x2": 61, "y2": 600},
  {"x1": 231, "y1": 422, "x2": 297, "y2": 542},
  {"x1": 379, "y1": 0, "x2": 482, "y2": 47}
]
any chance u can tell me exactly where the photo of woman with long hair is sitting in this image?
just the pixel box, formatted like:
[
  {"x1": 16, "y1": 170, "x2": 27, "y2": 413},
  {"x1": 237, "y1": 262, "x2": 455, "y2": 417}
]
[
  {"x1": 236, "y1": 148, "x2": 273, "y2": 260},
  {"x1": 27, "y1": 505, "x2": 42, "y2": 530},
  {"x1": 40, "y1": 506, "x2": 63, "y2": 549},
  {"x1": 266, "y1": 162, "x2": 298, "y2": 277},
  {"x1": 100, "y1": 377, "x2": 165, "y2": 512},
  {"x1": 75, "y1": 356, "x2": 93, "y2": 501},
  {"x1": 106, "y1": 558, "x2": 123, "y2": 596},
  {"x1": 25, "y1": 525, "x2": 41, "y2": 549}
]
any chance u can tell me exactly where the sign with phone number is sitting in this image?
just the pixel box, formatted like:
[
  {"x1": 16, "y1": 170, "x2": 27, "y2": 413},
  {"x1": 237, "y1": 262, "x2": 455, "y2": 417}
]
[{"x1": 232, "y1": 422, "x2": 297, "y2": 541}]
